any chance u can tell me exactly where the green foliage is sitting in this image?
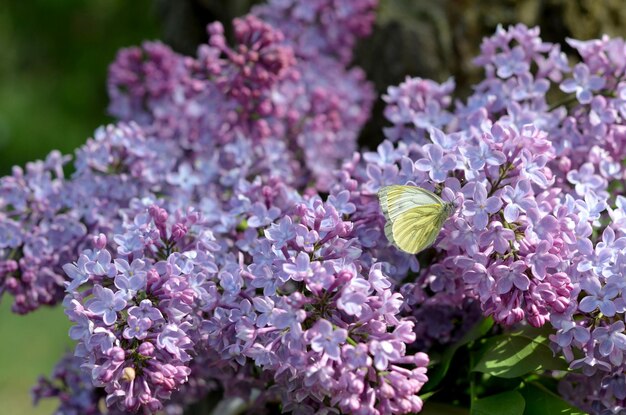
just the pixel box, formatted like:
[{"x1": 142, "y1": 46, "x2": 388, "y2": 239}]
[
  {"x1": 519, "y1": 382, "x2": 585, "y2": 415},
  {"x1": 471, "y1": 391, "x2": 525, "y2": 415},
  {"x1": 0, "y1": 0, "x2": 159, "y2": 176},
  {"x1": 473, "y1": 326, "x2": 568, "y2": 378},
  {"x1": 422, "y1": 324, "x2": 580, "y2": 414},
  {"x1": 424, "y1": 317, "x2": 494, "y2": 392}
]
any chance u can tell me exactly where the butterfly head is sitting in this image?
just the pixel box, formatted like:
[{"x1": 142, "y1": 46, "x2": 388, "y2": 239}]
[{"x1": 443, "y1": 201, "x2": 457, "y2": 218}]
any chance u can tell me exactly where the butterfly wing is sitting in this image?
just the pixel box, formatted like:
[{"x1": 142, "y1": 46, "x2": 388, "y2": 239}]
[
  {"x1": 391, "y1": 204, "x2": 446, "y2": 254},
  {"x1": 378, "y1": 185, "x2": 449, "y2": 254},
  {"x1": 378, "y1": 185, "x2": 444, "y2": 222}
]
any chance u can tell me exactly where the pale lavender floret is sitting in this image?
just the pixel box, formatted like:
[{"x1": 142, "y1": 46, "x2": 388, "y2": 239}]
[
  {"x1": 308, "y1": 319, "x2": 347, "y2": 361},
  {"x1": 252, "y1": 297, "x2": 275, "y2": 328},
  {"x1": 114, "y1": 258, "x2": 146, "y2": 279},
  {"x1": 270, "y1": 306, "x2": 305, "y2": 331},
  {"x1": 593, "y1": 321, "x2": 626, "y2": 365},
  {"x1": 536, "y1": 44, "x2": 570, "y2": 82},
  {"x1": 157, "y1": 324, "x2": 193, "y2": 361},
  {"x1": 429, "y1": 128, "x2": 461, "y2": 151},
  {"x1": 0, "y1": 220, "x2": 22, "y2": 248},
  {"x1": 328, "y1": 190, "x2": 356, "y2": 215},
  {"x1": 519, "y1": 150, "x2": 550, "y2": 187},
  {"x1": 528, "y1": 214, "x2": 560, "y2": 244},
  {"x1": 369, "y1": 340, "x2": 401, "y2": 371},
  {"x1": 168, "y1": 251, "x2": 197, "y2": 275},
  {"x1": 128, "y1": 299, "x2": 163, "y2": 321},
  {"x1": 68, "y1": 314, "x2": 94, "y2": 341},
  {"x1": 567, "y1": 163, "x2": 606, "y2": 196},
  {"x1": 463, "y1": 183, "x2": 502, "y2": 230},
  {"x1": 123, "y1": 315, "x2": 152, "y2": 340},
  {"x1": 609, "y1": 196, "x2": 626, "y2": 231},
  {"x1": 560, "y1": 63, "x2": 605, "y2": 104},
  {"x1": 363, "y1": 140, "x2": 403, "y2": 166},
  {"x1": 576, "y1": 191, "x2": 608, "y2": 223},
  {"x1": 337, "y1": 280, "x2": 369, "y2": 316},
  {"x1": 365, "y1": 162, "x2": 401, "y2": 192},
  {"x1": 599, "y1": 155, "x2": 621, "y2": 180},
  {"x1": 282, "y1": 251, "x2": 312, "y2": 281},
  {"x1": 479, "y1": 222, "x2": 515, "y2": 254},
  {"x1": 113, "y1": 232, "x2": 145, "y2": 256},
  {"x1": 554, "y1": 319, "x2": 590, "y2": 348},
  {"x1": 492, "y1": 261, "x2": 530, "y2": 294},
  {"x1": 589, "y1": 96, "x2": 616, "y2": 131},
  {"x1": 413, "y1": 100, "x2": 451, "y2": 130},
  {"x1": 415, "y1": 143, "x2": 456, "y2": 182},
  {"x1": 615, "y1": 84, "x2": 626, "y2": 119},
  {"x1": 494, "y1": 46, "x2": 529, "y2": 78},
  {"x1": 526, "y1": 241, "x2": 559, "y2": 280},
  {"x1": 500, "y1": 180, "x2": 536, "y2": 223},
  {"x1": 264, "y1": 216, "x2": 296, "y2": 249},
  {"x1": 218, "y1": 271, "x2": 243, "y2": 295},
  {"x1": 247, "y1": 202, "x2": 281, "y2": 228},
  {"x1": 62, "y1": 255, "x2": 91, "y2": 291},
  {"x1": 86, "y1": 285, "x2": 127, "y2": 326},
  {"x1": 248, "y1": 263, "x2": 284, "y2": 296},
  {"x1": 167, "y1": 163, "x2": 203, "y2": 192},
  {"x1": 89, "y1": 327, "x2": 116, "y2": 353},
  {"x1": 577, "y1": 240, "x2": 613, "y2": 276},
  {"x1": 343, "y1": 343, "x2": 372, "y2": 369},
  {"x1": 461, "y1": 139, "x2": 507, "y2": 171},
  {"x1": 368, "y1": 263, "x2": 391, "y2": 293},
  {"x1": 597, "y1": 226, "x2": 626, "y2": 252},
  {"x1": 114, "y1": 260, "x2": 147, "y2": 298},
  {"x1": 510, "y1": 72, "x2": 550, "y2": 101},
  {"x1": 85, "y1": 250, "x2": 115, "y2": 277},
  {"x1": 578, "y1": 277, "x2": 619, "y2": 317}
]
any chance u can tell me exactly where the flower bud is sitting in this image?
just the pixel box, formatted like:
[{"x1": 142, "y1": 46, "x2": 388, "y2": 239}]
[{"x1": 121, "y1": 366, "x2": 136, "y2": 382}]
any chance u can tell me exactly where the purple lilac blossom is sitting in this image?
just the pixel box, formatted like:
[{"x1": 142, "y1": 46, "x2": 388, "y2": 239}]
[
  {"x1": 16, "y1": 7, "x2": 626, "y2": 415},
  {"x1": 335, "y1": 23, "x2": 626, "y2": 415},
  {"x1": 2, "y1": 0, "x2": 375, "y2": 315}
]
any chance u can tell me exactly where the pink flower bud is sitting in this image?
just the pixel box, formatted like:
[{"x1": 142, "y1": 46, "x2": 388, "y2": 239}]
[{"x1": 94, "y1": 233, "x2": 107, "y2": 250}]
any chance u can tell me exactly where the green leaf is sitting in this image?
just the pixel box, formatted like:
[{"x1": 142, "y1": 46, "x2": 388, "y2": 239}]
[
  {"x1": 421, "y1": 402, "x2": 471, "y2": 415},
  {"x1": 471, "y1": 391, "x2": 525, "y2": 415},
  {"x1": 507, "y1": 325, "x2": 553, "y2": 344},
  {"x1": 423, "y1": 317, "x2": 494, "y2": 391},
  {"x1": 520, "y1": 382, "x2": 584, "y2": 415},
  {"x1": 473, "y1": 329, "x2": 567, "y2": 378},
  {"x1": 419, "y1": 391, "x2": 437, "y2": 401}
]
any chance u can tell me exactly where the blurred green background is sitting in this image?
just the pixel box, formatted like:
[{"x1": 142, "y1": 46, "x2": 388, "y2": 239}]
[
  {"x1": 1, "y1": 0, "x2": 626, "y2": 414},
  {"x1": 0, "y1": 0, "x2": 161, "y2": 176}
]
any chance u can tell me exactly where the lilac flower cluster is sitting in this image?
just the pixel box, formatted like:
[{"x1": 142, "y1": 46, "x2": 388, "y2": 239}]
[
  {"x1": 1, "y1": 0, "x2": 375, "y2": 315},
  {"x1": 36, "y1": 188, "x2": 428, "y2": 414},
  {"x1": 60, "y1": 207, "x2": 218, "y2": 413},
  {"x1": 0, "y1": 151, "x2": 81, "y2": 313},
  {"x1": 107, "y1": 10, "x2": 373, "y2": 191},
  {"x1": 252, "y1": 0, "x2": 377, "y2": 64},
  {"x1": 226, "y1": 196, "x2": 428, "y2": 414},
  {"x1": 0, "y1": 123, "x2": 176, "y2": 314},
  {"x1": 29, "y1": 1, "x2": 432, "y2": 413},
  {"x1": 336, "y1": 24, "x2": 626, "y2": 413},
  {"x1": 8, "y1": 2, "x2": 626, "y2": 413}
]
